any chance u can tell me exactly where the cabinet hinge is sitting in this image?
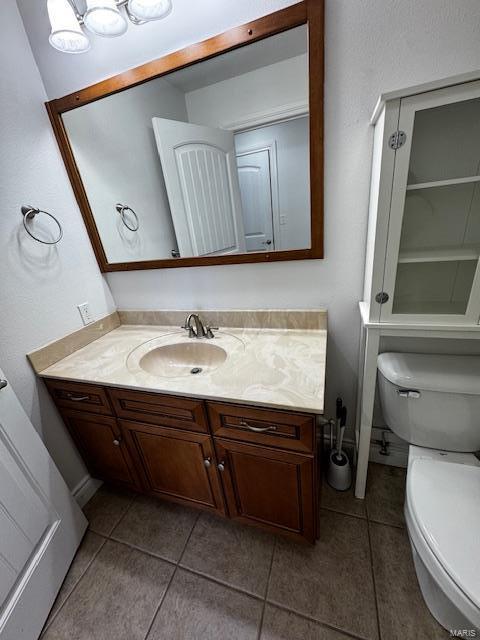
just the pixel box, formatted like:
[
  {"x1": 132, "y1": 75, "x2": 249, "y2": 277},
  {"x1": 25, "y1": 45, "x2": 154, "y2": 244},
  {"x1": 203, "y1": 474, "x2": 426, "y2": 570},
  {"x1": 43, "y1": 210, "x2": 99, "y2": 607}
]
[{"x1": 388, "y1": 130, "x2": 406, "y2": 150}]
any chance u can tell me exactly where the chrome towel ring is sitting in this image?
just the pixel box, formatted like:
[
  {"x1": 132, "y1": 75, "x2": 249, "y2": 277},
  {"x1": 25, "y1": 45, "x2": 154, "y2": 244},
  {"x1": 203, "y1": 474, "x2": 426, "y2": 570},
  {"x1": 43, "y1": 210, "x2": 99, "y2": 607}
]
[
  {"x1": 21, "y1": 205, "x2": 63, "y2": 245},
  {"x1": 116, "y1": 203, "x2": 139, "y2": 232}
]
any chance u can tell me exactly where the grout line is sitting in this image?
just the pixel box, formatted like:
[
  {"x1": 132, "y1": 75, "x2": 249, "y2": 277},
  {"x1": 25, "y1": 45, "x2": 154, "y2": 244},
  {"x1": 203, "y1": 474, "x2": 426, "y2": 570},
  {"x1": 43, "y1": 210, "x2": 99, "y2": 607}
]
[
  {"x1": 104, "y1": 493, "x2": 138, "y2": 537},
  {"x1": 367, "y1": 516, "x2": 405, "y2": 530},
  {"x1": 321, "y1": 505, "x2": 367, "y2": 521},
  {"x1": 41, "y1": 532, "x2": 107, "y2": 635},
  {"x1": 142, "y1": 510, "x2": 201, "y2": 640},
  {"x1": 256, "y1": 538, "x2": 277, "y2": 640},
  {"x1": 106, "y1": 536, "x2": 177, "y2": 567},
  {"x1": 178, "y1": 565, "x2": 265, "y2": 603},
  {"x1": 366, "y1": 518, "x2": 382, "y2": 640},
  {"x1": 262, "y1": 601, "x2": 370, "y2": 640},
  {"x1": 177, "y1": 510, "x2": 201, "y2": 566}
]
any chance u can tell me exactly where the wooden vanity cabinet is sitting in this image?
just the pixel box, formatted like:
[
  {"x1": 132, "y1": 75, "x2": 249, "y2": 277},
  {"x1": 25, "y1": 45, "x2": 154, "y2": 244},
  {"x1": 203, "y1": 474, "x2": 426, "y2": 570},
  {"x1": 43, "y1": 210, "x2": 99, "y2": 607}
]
[
  {"x1": 214, "y1": 439, "x2": 316, "y2": 543},
  {"x1": 120, "y1": 420, "x2": 225, "y2": 515},
  {"x1": 60, "y1": 410, "x2": 142, "y2": 491},
  {"x1": 45, "y1": 379, "x2": 319, "y2": 543}
]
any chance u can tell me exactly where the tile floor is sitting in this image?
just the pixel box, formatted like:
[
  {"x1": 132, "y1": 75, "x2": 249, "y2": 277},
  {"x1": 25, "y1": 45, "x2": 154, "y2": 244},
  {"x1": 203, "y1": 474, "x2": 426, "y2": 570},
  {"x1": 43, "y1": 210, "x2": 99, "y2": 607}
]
[{"x1": 41, "y1": 463, "x2": 449, "y2": 640}]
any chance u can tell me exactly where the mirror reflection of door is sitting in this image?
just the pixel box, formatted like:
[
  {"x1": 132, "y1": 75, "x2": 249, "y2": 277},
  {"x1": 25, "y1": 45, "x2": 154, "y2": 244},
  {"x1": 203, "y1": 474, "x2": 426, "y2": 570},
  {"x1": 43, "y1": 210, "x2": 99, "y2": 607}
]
[
  {"x1": 152, "y1": 118, "x2": 246, "y2": 258},
  {"x1": 236, "y1": 148, "x2": 275, "y2": 252},
  {"x1": 61, "y1": 25, "x2": 310, "y2": 265}
]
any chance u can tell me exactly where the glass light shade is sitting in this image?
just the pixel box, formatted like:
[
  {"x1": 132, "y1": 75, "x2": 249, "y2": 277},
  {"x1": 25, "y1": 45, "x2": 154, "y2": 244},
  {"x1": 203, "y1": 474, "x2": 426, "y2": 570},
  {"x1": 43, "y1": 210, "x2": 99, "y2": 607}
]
[
  {"x1": 84, "y1": 0, "x2": 128, "y2": 37},
  {"x1": 47, "y1": 0, "x2": 90, "y2": 53},
  {"x1": 128, "y1": 0, "x2": 172, "y2": 21}
]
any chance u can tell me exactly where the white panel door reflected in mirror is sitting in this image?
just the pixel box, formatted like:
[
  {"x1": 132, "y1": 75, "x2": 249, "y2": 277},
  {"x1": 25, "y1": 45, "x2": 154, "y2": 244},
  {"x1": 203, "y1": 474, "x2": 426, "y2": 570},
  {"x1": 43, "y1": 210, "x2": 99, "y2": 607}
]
[{"x1": 61, "y1": 25, "x2": 309, "y2": 264}]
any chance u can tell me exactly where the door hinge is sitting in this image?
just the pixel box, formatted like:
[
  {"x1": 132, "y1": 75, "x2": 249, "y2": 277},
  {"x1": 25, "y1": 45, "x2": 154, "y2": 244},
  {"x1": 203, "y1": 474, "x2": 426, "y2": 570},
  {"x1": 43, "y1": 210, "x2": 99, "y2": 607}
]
[
  {"x1": 375, "y1": 292, "x2": 389, "y2": 304},
  {"x1": 388, "y1": 130, "x2": 406, "y2": 150}
]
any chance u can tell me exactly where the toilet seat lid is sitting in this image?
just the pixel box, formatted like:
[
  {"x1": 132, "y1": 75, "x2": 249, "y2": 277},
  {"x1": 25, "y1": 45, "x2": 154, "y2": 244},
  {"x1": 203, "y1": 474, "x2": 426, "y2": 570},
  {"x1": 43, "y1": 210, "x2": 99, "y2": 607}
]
[{"x1": 408, "y1": 459, "x2": 480, "y2": 609}]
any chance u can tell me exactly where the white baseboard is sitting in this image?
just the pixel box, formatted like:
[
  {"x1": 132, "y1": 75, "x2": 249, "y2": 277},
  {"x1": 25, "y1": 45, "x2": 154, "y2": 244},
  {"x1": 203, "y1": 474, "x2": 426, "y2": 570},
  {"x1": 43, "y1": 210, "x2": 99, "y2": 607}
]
[
  {"x1": 71, "y1": 474, "x2": 103, "y2": 508},
  {"x1": 323, "y1": 425, "x2": 408, "y2": 469}
]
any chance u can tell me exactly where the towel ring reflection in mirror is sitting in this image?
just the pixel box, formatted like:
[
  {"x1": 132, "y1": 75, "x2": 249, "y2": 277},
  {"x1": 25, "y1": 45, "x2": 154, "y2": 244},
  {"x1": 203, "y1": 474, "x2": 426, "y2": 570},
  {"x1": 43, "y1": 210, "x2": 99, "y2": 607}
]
[
  {"x1": 116, "y1": 203, "x2": 140, "y2": 232},
  {"x1": 21, "y1": 205, "x2": 63, "y2": 245}
]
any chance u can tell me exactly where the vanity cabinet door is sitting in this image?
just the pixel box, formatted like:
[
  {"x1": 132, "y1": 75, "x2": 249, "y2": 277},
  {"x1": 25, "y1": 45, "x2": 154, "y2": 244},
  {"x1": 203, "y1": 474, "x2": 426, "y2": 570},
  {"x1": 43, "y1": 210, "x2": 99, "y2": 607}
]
[
  {"x1": 120, "y1": 420, "x2": 225, "y2": 514},
  {"x1": 214, "y1": 439, "x2": 316, "y2": 543},
  {"x1": 61, "y1": 410, "x2": 141, "y2": 490}
]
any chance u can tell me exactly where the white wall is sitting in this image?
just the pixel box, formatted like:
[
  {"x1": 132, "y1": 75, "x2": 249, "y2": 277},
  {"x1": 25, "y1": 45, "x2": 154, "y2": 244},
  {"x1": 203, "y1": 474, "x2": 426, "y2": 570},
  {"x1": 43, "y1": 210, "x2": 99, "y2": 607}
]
[
  {"x1": 235, "y1": 117, "x2": 311, "y2": 251},
  {"x1": 63, "y1": 78, "x2": 187, "y2": 263},
  {"x1": 16, "y1": 0, "x2": 480, "y2": 421},
  {"x1": 185, "y1": 54, "x2": 308, "y2": 129},
  {"x1": 0, "y1": 0, "x2": 116, "y2": 489}
]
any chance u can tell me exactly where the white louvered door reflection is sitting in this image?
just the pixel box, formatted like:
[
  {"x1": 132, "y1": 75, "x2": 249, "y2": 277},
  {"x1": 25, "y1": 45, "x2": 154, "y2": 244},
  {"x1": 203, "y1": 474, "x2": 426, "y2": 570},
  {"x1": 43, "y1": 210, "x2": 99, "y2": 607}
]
[
  {"x1": 0, "y1": 369, "x2": 86, "y2": 639},
  {"x1": 153, "y1": 118, "x2": 246, "y2": 257}
]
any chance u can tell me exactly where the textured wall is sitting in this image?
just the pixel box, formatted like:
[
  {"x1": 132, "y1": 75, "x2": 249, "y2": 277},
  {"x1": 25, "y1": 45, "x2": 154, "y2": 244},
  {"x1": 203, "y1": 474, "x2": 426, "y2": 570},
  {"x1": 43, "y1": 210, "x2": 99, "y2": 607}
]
[
  {"x1": 0, "y1": 0, "x2": 116, "y2": 489},
  {"x1": 15, "y1": 0, "x2": 480, "y2": 425}
]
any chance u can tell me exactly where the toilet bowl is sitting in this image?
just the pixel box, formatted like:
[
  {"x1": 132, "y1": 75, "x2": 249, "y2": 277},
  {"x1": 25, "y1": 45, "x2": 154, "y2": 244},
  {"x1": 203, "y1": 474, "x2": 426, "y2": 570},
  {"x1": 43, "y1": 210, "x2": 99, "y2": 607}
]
[
  {"x1": 377, "y1": 353, "x2": 480, "y2": 634},
  {"x1": 405, "y1": 446, "x2": 480, "y2": 632}
]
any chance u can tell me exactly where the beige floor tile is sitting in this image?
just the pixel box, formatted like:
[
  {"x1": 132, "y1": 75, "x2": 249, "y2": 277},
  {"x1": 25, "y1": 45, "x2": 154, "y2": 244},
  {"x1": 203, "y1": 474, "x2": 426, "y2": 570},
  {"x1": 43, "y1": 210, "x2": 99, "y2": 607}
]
[
  {"x1": 83, "y1": 485, "x2": 136, "y2": 536},
  {"x1": 180, "y1": 512, "x2": 275, "y2": 596},
  {"x1": 43, "y1": 531, "x2": 105, "y2": 629},
  {"x1": 43, "y1": 539, "x2": 174, "y2": 640},
  {"x1": 365, "y1": 463, "x2": 406, "y2": 528},
  {"x1": 370, "y1": 523, "x2": 449, "y2": 639},
  {"x1": 147, "y1": 569, "x2": 263, "y2": 640},
  {"x1": 261, "y1": 605, "x2": 357, "y2": 639},
  {"x1": 267, "y1": 509, "x2": 378, "y2": 640},
  {"x1": 111, "y1": 495, "x2": 198, "y2": 561}
]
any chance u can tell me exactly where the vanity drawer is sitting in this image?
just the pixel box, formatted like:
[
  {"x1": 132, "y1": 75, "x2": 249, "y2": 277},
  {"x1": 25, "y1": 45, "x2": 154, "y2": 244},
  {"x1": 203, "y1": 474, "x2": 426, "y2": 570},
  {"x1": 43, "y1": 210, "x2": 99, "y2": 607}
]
[
  {"x1": 207, "y1": 402, "x2": 315, "y2": 453},
  {"x1": 108, "y1": 388, "x2": 208, "y2": 433},
  {"x1": 45, "y1": 379, "x2": 113, "y2": 415}
]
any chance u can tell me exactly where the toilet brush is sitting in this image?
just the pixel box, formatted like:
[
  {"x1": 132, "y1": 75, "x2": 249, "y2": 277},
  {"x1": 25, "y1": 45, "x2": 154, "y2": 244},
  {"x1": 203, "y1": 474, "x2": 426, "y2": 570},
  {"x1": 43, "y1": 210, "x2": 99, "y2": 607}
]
[{"x1": 327, "y1": 405, "x2": 352, "y2": 491}]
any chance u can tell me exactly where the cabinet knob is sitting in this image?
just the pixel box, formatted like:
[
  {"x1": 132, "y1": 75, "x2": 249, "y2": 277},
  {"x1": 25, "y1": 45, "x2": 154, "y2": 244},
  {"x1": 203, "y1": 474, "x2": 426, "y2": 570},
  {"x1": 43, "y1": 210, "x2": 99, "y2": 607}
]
[
  {"x1": 113, "y1": 438, "x2": 121, "y2": 446},
  {"x1": 204, "y1": 457, "x2": 211, "y2": 468},
  {"x1": 217, "y1": 462, "x2": 226, "y2": 472}
]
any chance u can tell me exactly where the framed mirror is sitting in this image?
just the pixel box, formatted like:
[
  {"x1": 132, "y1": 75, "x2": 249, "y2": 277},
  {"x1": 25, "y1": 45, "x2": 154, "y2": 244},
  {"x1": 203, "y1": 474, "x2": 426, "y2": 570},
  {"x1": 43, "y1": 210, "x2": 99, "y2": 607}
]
[{"x1": 47, "y1": 1, "x2": 323, "y2": 272}]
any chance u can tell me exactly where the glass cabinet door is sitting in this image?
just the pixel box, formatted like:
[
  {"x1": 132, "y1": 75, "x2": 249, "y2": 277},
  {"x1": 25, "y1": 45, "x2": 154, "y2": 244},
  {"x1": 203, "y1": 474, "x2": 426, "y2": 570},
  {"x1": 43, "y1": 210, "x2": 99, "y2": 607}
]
[{"x1": 381, "y1": 83, "x2": 480, "y2": 323}]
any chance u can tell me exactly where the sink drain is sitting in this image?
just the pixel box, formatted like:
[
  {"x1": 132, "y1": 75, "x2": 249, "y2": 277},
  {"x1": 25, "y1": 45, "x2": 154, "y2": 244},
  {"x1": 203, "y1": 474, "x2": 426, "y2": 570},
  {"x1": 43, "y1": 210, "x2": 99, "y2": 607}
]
[{"x1": 190, "y1": 367, "x2": 203, "y2": 375}]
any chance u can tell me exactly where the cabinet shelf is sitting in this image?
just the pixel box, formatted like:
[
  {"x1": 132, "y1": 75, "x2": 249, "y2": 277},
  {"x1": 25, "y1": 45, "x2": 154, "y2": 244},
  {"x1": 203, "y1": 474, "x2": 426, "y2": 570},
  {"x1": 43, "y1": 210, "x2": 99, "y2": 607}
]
[
  {"x1": 406, "y1": 175, "x2": 480, "y2": 191},
  {"x1": 398, "y1": 246, "x2": 480, "y2": 264}
]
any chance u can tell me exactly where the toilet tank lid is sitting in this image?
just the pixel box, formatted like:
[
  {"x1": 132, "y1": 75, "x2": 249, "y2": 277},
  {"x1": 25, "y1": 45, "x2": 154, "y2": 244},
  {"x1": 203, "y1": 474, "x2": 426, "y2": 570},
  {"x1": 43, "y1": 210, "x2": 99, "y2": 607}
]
[{"x1": 377, "y1": 353, "x2": 480, "y2": 395}]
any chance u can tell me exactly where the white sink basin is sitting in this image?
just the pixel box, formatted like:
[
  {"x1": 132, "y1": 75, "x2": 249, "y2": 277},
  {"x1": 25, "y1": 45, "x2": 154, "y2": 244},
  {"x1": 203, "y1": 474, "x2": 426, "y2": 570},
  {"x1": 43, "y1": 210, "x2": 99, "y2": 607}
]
[
  {"x1": 138, "y1": 342, "x2": 227, "y2": 377},
  {"x1": 127, "y1": 331, "x2": 244, "y2": 378}
]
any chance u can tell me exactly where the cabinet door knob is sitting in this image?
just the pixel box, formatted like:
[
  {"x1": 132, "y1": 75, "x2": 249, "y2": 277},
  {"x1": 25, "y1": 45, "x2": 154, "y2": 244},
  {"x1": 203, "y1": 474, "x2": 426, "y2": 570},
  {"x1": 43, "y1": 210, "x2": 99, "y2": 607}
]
[
  {"x1": 217, "y1": 462, "x2": 225, "y2": 472},
  {"x1": 113, "y1": 438, "x2": 121, "y2": 446},
  {"x1": 204, "y1": 457, "x2": 211, "y2": 468}
]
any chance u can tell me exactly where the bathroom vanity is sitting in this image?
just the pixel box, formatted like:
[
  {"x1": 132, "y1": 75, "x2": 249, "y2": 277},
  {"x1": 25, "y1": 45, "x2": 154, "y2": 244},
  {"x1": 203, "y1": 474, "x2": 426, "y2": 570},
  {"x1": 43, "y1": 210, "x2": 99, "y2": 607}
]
[{"x1": 31, "y1": 312, "x2": 326, "y2": 544}]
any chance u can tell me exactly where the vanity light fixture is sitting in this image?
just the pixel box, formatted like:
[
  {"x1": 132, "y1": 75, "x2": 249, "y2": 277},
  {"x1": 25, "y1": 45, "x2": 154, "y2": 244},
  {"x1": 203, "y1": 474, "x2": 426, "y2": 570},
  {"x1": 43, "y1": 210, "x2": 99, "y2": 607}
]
[{"x1": 47, "y1": 0, "x2": 172, "y2": 53}]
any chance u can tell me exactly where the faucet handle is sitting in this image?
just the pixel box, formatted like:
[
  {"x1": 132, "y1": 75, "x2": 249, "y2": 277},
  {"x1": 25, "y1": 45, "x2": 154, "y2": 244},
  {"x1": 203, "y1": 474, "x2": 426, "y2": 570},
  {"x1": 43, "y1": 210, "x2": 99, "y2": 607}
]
[
  {"x1": 205, "y1": 326, "x2": 219, "y2": 339},
  {"x1": 181, "y1": 323, "x2": 196, "y2": 338}
]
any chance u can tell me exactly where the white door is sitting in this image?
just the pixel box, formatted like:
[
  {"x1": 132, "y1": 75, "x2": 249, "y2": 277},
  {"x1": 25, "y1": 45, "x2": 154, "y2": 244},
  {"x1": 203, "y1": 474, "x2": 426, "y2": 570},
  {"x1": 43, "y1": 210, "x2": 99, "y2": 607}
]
[
  {"x1": 381, "y1": 80, "x2": 480, "y2": 324},
  {"x1": 236, "y1": 149, "x2": 275, "y2": 252},
  {"x1": 152, "y1": 118, "x2": 246, "y2": 258},
  {"x1": 0, "y1": 370, "x2": 87, "y2": 639}
]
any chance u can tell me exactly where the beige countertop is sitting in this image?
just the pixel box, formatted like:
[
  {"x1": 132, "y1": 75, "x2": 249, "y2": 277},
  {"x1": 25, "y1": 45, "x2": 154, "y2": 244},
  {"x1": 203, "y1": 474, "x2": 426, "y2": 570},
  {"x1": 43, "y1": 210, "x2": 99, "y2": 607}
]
[{"x1": 38, "y1": 324, "x2": 327, "y2": 414}]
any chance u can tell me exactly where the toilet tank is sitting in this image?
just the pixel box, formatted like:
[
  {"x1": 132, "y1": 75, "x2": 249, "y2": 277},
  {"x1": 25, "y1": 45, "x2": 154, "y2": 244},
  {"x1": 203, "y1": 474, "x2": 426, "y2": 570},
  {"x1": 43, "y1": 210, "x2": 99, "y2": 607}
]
[{"x1": 377, "y1": 353, "x2": 480, "y2": 452}]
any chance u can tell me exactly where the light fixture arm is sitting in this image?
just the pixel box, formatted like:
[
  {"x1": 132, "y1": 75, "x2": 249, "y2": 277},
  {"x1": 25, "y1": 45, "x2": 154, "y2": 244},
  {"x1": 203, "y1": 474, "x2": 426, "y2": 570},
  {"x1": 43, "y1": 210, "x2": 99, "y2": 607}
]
[
  {"x1": 64, "y1": 0, "x2": 146, "y2": 26},
  {"x1": 48, "y1": 0, "x2": 173, "y2": 53},
  {"x1": 64, "y1": 0, "x2": 83, "y2": 23}
]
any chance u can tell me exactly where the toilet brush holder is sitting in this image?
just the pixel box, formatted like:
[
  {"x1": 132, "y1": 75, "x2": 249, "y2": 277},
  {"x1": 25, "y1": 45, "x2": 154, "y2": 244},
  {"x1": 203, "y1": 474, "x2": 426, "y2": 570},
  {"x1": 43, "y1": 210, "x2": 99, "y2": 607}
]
[{"x1": 327, "y1": 449, "x2": 352, "y2": 491}]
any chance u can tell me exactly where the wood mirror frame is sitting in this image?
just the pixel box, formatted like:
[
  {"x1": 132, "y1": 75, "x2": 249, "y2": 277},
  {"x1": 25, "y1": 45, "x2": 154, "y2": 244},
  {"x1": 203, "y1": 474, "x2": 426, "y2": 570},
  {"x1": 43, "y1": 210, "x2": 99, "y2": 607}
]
[{"x1": 46, "y1": 0, "x2": 324, "y2": 272}]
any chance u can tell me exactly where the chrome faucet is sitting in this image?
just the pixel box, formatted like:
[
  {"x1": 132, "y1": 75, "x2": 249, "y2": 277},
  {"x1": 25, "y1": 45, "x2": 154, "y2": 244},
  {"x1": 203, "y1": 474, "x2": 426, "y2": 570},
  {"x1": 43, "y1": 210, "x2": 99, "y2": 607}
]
[{"x1": 182, "y1": 313, "x2": 218, "y2": 339}]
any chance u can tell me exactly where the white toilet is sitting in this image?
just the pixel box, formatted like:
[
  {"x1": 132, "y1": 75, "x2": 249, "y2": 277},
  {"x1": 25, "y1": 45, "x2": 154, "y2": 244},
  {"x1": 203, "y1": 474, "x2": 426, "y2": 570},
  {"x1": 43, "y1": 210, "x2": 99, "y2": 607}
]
[{"x1": 377, "y1": 352, "x2": 480, "y2": 633}]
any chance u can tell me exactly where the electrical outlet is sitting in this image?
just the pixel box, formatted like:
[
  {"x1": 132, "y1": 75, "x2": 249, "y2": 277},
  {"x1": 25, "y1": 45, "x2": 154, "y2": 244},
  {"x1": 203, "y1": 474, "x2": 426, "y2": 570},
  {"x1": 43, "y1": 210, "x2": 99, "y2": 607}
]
[{"x1": 77, "y1": 302, "x2": 94, "y2": 326}]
